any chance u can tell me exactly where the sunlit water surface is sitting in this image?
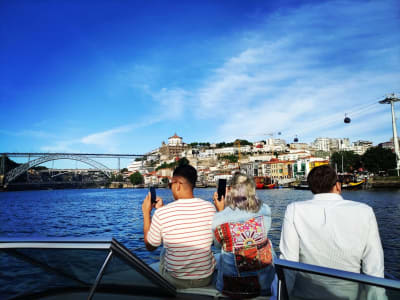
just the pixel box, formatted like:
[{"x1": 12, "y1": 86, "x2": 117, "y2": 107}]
[{"x1": 0, "y1": 188, "x2": 399, "y2": 278}]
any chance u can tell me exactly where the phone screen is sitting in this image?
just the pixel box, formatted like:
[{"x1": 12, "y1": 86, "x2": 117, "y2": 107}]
[
  {"x1": 217, "y1": 179, "x2": 227, "y2": 200},
  {"x1": 150, "y1": 187, "x2": 156, "y2": 204}
]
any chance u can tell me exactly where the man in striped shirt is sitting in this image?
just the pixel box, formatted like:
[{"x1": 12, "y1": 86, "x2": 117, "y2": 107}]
[{"x1": 142, "y1": 163, "x2": 216, "y2": 288}]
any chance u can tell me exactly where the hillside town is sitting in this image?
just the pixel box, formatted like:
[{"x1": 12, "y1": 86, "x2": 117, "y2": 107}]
[{"x1": 125, "y1": 133, "x2": 396, "y2": 187}]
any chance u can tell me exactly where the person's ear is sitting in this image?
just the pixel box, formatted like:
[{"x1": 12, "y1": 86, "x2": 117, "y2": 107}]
[{"x1": 335, "y1": 181, "x2": 342, "y2": 194}]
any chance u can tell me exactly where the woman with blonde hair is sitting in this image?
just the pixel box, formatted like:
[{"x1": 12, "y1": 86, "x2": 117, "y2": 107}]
[{"x1": 212, "y1": 172, "x2": 275, "y2": 298}]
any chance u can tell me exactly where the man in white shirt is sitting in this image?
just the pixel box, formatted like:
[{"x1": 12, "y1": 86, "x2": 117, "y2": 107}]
[
  {"x1": 280, "y1": 165, "x2": 385, "y2": 299},
  {"x1": 142, "y1": 163, "x2": 216, "y2": 288}
]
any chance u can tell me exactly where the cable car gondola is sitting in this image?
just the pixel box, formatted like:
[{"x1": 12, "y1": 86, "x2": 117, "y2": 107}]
[
  {"x1": 294, "y1": 135, "x2": 299, "y2": 143},
  {"x1": 344, "y1": 113, "x2": 351, "y2": 124}
]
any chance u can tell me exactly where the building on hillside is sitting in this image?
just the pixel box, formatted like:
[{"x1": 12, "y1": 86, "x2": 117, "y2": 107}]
[
  {"x1": 312, "y1": 137, "x2": 331, "y2": 152},
  {"x1": 214, "y1": 147, "x2": 236, "y2": 155},
  {"x1": 351, "y1": 140, "x2": 373, "y2": 155},
  {"x1": 264, "y1": 138, "x2": 287, "y2": 152},
  {"x1": 330, "y1": 138, "x2": 351, "y2": 152},
  {"x1": 240, "y1": 162, "x2": 259, "y2": 177},
  {"x1": 249, "y1": 154, "x2": 274, "y2": 162},
  {"x1": 127, "y1": 160, "x2": 147, "y2": 174},
  {"x1": 214, "y1": 172, "x2": 233, "y2": 183},
  {"x1": 278, "y1": 151, "x2": 310, "y2": 161},
  {"x1": 379, "y1": 137, "x2": 399, "y2": 151},
  {"x1": 289, "y1": 143, "x2": 309, "y2": 150},
  {"x1": 259, "y1": 161, "x2": 272, "y2": 177},
  {"x1": 265, "y1": 158, "x2": 293, "y2": 181},
  {"x1": 159, "y1": 133, "x2": 186, "y2": 160},
  {"x1": 293, "y1": 156, "x2": 329, "y2": 178},
  {"x1": 156, "y1": 167, "x2": 174, "y2": 178}
]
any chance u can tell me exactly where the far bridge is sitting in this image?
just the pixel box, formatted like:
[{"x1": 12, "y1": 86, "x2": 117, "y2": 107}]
[{"x1": 0, "y1": 152, "x2": 148, "y2": 186}]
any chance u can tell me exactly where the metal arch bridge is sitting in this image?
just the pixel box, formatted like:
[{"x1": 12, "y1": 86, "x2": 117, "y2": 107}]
[{"x1": 1, "y1": 152, "x2": 148, "y2": 185}]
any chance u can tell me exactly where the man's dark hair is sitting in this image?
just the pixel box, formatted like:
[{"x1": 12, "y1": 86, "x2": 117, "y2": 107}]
[
  {"x1": 307, "y1": 165, "x2": 338, "y2": 194},
  {"x1": 173, "y1": 164, "x2": 197, "y2": 189}
]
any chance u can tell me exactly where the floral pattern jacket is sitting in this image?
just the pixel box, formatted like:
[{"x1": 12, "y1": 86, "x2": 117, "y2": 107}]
[{"x1": 212, "y1": 204, "x2": 276, "y2": 296}]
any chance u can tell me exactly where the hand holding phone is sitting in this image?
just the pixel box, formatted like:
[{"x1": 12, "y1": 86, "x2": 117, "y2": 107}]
[
  {"x1": 150, "y1": 187, "x2": 157, "y2": 204},
  {"x1": 217, "y1": 179, "x2": 227, "y2": 201}
]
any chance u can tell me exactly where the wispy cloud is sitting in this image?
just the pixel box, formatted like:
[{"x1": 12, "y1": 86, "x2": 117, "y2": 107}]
[
  {"x1": 189, "y1": 0, "x2": 399, "y2": 143},
  {"x1": 19, "y1": 0, "x2": 400, "y2": 154}
]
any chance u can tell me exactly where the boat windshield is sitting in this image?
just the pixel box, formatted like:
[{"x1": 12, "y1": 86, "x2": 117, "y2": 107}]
[
  {"x1": 275, "y1": 258, "x2": 400, "y2": 300},
  {"x1": 0, "y1": 237, "x2": 176, "y2": 299}
]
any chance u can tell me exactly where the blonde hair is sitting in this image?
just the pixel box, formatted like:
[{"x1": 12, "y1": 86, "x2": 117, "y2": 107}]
[{"x1": 225, "y1": 172, "x2": 261, "y2": 213}]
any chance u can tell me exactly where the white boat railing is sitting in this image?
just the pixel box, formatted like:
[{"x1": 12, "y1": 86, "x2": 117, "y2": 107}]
[{"x1": 275, "y1": 258, "x2": 400, "y2": 300}]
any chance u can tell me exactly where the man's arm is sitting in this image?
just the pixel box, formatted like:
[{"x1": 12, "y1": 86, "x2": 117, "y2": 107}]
[
  {"x1": 142, "y1": 192, "x2": 163, "y2": 251},
  {"x1": 362, "y1": 208, "x2": 384, "y2": 277},
  {"x1": 279, "y1": 203, "x2": 300, "y2": 261}
]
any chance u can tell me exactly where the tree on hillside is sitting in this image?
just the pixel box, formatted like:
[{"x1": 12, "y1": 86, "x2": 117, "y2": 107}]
[
  {"x1": 361, "y1": 146, "x2": 396, "y2": 174},
  {"x1": 130, "y1": 171, "x2": 144, "y2": 185},
  {"x1": 330, "y1": 151, "x2": 361, "y2": 173},
  {"x1": 219, "y1": 155, "x2": 238, "y2": 163}
]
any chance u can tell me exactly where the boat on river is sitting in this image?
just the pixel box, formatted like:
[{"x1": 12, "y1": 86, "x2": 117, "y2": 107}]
[
  {"x1": 254, "y1": 176, "x2": 274, "y2": 189},
  {"x1": 339, "y1": 173, "x2": 366, "y2": 190},
  {"x1": 1, "y1": 237, "x2": 399, "y2": 300}
]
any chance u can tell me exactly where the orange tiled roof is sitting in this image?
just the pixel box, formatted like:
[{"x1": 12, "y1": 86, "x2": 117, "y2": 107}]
[{"x1": 169, "y1": 133, "x2": 182, "y2": 139}]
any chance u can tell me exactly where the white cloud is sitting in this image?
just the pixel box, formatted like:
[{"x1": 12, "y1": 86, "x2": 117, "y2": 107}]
[
  {"x1": 189, "y1": 0, "x2": 400, "y2": 144},
  {"x1": 81, "y1": 125, "x2": 132, "y2": 146}
]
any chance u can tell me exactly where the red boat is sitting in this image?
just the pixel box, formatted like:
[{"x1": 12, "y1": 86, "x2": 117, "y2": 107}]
[{"x1": 254, "y1": 176, "x2": 273, "y2": 189}]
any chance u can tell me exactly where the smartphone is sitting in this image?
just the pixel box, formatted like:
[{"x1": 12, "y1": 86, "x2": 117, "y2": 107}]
[
  {"x1": 217, "y1": 179, "x2": 227, "y2": 201},
  {"x1": 150, "y1": 187, "x2": 157, "y2": 204}
]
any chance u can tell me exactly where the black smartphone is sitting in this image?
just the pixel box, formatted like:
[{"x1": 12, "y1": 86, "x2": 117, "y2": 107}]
[
  {"x1": 150, "y1": 187, "x2": 157, "y2": 204},
  {"x1": 217, "y1": 179, "x2": 227, "y2": 201}
]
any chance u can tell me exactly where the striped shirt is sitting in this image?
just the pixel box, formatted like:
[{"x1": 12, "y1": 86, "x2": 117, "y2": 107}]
[{"x1": 147, "y1": 198, "x2": 216, "y2": 279}]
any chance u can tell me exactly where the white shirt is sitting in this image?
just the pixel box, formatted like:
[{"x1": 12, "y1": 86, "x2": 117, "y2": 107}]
[{"x1": 279, "y1": 193, "x2": 384, "y2": 277}]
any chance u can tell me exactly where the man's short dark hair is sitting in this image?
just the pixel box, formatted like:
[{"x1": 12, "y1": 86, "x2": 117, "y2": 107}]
[
  {"x1": 173, "y1": 164, "x2": 197, "y2": 189},
  {"x1": 307, "y1": 165, "x2": 338, "y2": 194}
]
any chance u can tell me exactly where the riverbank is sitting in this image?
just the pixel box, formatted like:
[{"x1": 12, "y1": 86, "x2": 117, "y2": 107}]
[
  {"x1": 2, "y1": 177, "x2": 400, "y2": 191},
  {"x1": 368, "y1": 176, "x2": 400, "y2": 188}
]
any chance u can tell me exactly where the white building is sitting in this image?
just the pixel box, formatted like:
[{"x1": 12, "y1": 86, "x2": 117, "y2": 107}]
[
  {"x1": 214, "y1": 147, "x2": 236, "y2": 155},
  {"x1": 278, "y1": 150, "x2": 311, "y2": 161},
  {"x1": 312, "y1": 137, "x2": 331, "y2": 152},
  {"x1": 351, "y1": 140, "x2": 373, "y2": 155},
  {"x1": 127, "y1": 160, "x2": 147, "y2": 173},
  {"x1": 168, "y1": 133, "x2": 183, "y2": 145}
]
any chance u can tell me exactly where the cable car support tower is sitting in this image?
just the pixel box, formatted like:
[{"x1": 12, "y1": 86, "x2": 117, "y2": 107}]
[{"x1": 379, "y1": 93, "x2": 400, "y2": 176}]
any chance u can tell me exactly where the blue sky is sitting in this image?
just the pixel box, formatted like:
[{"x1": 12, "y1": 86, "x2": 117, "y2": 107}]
[{"x1": 1, "y1": 0, "x2": 399, "y2": 168}]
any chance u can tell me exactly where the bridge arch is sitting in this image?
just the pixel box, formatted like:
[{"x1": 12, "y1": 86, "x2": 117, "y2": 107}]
[{"x1": 5, "y1": 154, "x2": 113, "y2": 184}]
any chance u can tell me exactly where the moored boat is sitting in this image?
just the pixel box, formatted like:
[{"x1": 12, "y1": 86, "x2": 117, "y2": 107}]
[
  {"x1": 341, "y1": 178, "x2": 366, "y2": 189},
  {"x1": 254, "y1": 176, "x2": 273, "y2": 189}
]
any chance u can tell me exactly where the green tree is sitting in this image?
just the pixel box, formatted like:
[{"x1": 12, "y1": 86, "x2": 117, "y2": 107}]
[
  {"x1": 330, "y1": 151, "x2": 361, "y2": 173},
  {"x1": 120, "y1": 168, "x2": 128, "y2": 173},
  {"x1": 130, "y1": 171, "x2": 144, "y2": 185},
  {"x1": 219, "y1": 155, "x2": 238, "y2": 163},
  {"x1": 314, "y1": 150, "x2": 330, "y2": 158},
  {"x1": 361, "y1": 146, "x2": 396, "y2": 174}
]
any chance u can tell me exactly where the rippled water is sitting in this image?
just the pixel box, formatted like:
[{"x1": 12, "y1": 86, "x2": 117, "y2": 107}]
[{"x1": 0, "y1": 188, "x2": 399, "y2": 278}]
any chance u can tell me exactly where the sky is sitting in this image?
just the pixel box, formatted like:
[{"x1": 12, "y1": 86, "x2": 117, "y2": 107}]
[{"x1": 1, "y1": 0, "x2": 399, "y2": 168}]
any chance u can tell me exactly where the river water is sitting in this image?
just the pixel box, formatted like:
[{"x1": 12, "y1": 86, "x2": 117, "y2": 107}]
[{"x1": 0, "y1": 188, "x2": 399, "y2": 278}]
